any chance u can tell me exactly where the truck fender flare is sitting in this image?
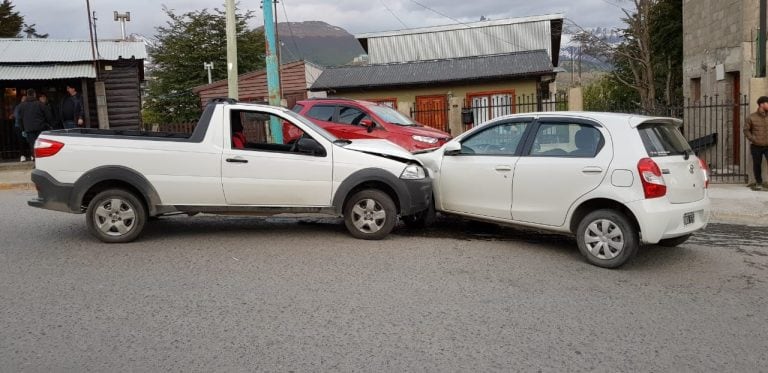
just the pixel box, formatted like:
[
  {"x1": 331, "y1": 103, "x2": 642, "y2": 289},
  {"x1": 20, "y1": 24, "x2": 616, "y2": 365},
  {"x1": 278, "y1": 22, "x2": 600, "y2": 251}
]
[
  {"x1": 332, "y1": 168, "x2": 406, "y2": 215},
  {"x1": 71, "y1": 165, "x2": 163, "y2": 215}
]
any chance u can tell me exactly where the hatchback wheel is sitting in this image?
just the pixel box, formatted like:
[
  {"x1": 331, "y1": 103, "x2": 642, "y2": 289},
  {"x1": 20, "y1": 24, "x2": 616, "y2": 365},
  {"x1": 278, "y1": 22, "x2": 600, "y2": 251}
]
[
  {"x1": 576, "y1": 209, "x2": 638, "y2": 268},
  {"x1": 344, "y1": 189, "x2": 396, "y2": 240},
  {"x1": 86, "y1": 189, "x2": 147, "y2": 243}
]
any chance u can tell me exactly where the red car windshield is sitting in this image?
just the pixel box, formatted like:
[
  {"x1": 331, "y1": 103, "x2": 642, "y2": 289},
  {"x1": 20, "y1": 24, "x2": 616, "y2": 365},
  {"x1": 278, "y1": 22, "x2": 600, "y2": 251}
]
[{"x1": 369, "y1": 105, "x2": 417, "y2": 126}]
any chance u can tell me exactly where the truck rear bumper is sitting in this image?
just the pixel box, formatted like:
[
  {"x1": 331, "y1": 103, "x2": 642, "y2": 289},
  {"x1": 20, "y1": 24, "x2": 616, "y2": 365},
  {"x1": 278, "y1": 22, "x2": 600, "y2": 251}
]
[{"x1": 27, "y1": 170, "x2": 80, "y2": 214}]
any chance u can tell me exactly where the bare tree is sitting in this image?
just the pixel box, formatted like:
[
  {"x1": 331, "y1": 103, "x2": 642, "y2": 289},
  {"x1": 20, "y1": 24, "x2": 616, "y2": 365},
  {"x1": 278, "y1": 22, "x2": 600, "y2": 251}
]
[{"x1": 613, "y1": 0, "x2": 657, "y2": 113}]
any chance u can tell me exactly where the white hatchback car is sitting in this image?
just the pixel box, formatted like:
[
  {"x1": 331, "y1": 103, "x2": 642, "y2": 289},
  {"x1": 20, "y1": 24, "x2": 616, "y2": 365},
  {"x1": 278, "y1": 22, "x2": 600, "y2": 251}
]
[{"x1": 415, "y1": 112, "x2": 710, "y2": 268}]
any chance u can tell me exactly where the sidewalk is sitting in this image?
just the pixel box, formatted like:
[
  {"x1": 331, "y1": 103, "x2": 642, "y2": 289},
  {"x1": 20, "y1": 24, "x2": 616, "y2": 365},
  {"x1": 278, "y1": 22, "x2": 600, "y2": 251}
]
[{"x1": 2, "y1": 162, "x2": 767, "y2": 226}]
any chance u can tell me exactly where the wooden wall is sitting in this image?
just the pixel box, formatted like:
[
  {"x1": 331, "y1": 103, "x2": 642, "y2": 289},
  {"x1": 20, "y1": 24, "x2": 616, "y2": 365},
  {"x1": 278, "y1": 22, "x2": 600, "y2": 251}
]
[{"x1": 195, "y1": 61, "x2": 310, "y2": 107}]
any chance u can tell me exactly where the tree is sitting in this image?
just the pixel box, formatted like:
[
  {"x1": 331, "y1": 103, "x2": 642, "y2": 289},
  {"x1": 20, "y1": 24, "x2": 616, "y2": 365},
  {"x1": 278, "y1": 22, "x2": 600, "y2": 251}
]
[
  {"x1": 0, "y1": 0, "x2": 24, "y2": 37},
  {"x1": 580, "y1": 0, "x2": 683, "y2": 114},
  {"x1": 144, "y1": 6, "x2": 266, "y2": 124}
]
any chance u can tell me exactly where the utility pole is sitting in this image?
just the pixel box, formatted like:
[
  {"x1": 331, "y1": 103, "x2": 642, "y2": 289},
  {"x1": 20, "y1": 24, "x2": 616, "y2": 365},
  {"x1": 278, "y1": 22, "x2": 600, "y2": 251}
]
[
  {"x1": 263, "y1": 0, "x2": 282, "y2": 142},
  {"x1": 204, "y1": 62, "x2": 214, "y2": 84},
  {"x1": 263, "y1": 0, "x2": 281, "y2": 106},
  {"x1": 225, "y1": 0, "x2": 239, "y2": 99},
  {"x1": 113, "y1": 11, "x2": 131, "y2": 40}
]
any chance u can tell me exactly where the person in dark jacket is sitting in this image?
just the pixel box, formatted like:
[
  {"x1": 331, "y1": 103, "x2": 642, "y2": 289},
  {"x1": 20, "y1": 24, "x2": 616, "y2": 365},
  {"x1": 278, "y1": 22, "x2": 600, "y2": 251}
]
[
  {"x1": 18, "y1": 88, "x2": 54, "y2": 159},
  {"x1": 59, "y1": 84, "x2": 84, "y2": 129},
  {"x1": 10, "y1": 95, "x2": 31, "y2": 161},
  {"x1": 745, "y1": 96, "x2": 768, "y2": 190}
]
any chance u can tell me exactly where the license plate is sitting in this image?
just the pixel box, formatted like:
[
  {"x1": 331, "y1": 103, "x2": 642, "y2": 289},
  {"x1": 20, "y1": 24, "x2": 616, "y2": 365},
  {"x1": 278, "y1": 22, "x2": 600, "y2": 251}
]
[{"x1": 683, "y1": 212, "x2": 695, "y2": 225}]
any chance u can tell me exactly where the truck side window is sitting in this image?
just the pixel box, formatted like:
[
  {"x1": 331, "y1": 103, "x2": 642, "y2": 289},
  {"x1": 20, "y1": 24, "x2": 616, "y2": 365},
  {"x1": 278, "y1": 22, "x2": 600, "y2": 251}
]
[{"x1": 231, "y1": 110, "x2": 308, "y2": 153}]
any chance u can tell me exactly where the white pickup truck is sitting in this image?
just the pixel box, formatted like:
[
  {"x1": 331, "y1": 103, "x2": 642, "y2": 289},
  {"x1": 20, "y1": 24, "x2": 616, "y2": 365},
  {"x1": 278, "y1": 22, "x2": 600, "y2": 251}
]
[{"x1": 28, "y1": 99, "x2": 433, "y2": 243}]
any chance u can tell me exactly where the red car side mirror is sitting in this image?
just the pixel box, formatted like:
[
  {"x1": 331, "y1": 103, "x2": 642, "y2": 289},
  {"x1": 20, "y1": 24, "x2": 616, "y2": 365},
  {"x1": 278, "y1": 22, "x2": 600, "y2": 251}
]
[{"x1": 360, "y1": 119, "x2": 375, "y2": 133}]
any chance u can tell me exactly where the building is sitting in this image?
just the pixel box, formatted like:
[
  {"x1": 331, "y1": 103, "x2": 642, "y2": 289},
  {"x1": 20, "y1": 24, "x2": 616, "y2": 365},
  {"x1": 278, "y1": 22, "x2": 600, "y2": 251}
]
[
  {"x1": 683, "y1": 0, "x2": 766, "y2": 182},
  {"x1": 0, "y1": 38, "x2": 147, "y2": 160},
  {"x1": 310, "y1": 14, "x2": 564, "y2": 133},
  {"x1": 193, "y1": 60, "x2": 325, "y2": 108}
]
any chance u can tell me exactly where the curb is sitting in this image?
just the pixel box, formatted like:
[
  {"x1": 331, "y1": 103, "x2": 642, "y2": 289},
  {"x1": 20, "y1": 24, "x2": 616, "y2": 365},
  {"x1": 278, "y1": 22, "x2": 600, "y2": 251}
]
[{"x1": 0, "y1": 182, "x2": 34, "y2": 191}]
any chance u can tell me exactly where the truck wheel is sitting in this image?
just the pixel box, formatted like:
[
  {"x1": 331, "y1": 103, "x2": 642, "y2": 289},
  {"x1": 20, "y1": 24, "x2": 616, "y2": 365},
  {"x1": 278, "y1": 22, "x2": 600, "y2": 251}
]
[
  {"x1": 575, "y1": 209, "x2": 639, "y2": 269},
  {"x1": 657, "y1": 234, "x2": 691, "y2": 247},
  {"x1": 401, "y1": 200, "x2": 435, "y2": 229},
  {"x1": 86, "y1": 189, "x2": 147, "y2": 243},
  {"x1": 344, "y1": 189, "x2": 396, "y2": 240}
]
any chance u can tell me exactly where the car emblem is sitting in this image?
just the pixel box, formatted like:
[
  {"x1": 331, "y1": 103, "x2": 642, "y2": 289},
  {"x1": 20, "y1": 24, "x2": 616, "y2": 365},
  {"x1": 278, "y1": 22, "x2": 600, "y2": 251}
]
[{"x1": 688, "y1": 164, "x2": 695, "y2": 174}]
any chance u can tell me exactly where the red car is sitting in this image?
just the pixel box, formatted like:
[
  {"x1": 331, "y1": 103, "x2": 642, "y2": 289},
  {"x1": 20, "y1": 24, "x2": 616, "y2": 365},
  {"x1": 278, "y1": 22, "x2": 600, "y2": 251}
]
[{"x1": 292, "y1": 98, "x2": 452, "y2": 152}]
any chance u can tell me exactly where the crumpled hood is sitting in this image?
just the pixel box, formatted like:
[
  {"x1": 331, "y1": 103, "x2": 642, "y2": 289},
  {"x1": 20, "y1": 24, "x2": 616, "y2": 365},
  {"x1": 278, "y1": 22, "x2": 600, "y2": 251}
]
[{"x1": 342, "y1": 139, "x2": 419, "y2": 162}]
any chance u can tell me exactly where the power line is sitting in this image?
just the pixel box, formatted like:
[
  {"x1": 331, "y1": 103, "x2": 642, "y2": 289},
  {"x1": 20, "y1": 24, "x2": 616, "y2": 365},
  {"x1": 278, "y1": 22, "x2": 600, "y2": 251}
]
[
  {"x1": 379, "y1": 0, "x2": 409, "y2": 29},
  {"x1": 279, "y1": 0, "x2": 322, "y2": 84},
  {"x1": 406, "y1": 0, "x2": 535, "y2": 53}
]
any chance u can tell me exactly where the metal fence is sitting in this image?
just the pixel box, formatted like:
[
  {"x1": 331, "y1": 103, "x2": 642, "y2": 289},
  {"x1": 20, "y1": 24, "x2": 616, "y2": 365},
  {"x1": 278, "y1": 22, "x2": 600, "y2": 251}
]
[
  {"x1": 683, "y1": 95, "x2": 750, "y2": 184},
  {"x1": 592, "y1": 96, "x2": 749, "y2": 184},
  {"x1": 462, "y1": 92, "x2": 569, "y2": 129}
]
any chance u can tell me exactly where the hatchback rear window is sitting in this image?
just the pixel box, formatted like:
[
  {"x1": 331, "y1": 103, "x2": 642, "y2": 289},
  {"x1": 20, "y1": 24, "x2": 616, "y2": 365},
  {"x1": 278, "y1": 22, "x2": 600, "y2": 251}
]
[{"x1": 638, "y1": 123, "x2": 692, "y2": 157}]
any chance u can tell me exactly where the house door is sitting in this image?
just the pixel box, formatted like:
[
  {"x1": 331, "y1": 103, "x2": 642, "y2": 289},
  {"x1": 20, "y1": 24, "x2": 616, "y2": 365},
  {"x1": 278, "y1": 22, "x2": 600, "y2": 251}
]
[{"x1": 414, "y1": 95, "x2": 448, "y2": 131}]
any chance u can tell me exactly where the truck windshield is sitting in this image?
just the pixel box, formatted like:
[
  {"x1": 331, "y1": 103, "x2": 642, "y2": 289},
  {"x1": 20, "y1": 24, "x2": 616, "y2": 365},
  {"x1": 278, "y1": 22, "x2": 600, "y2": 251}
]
[
  {"x1": 369, "y1": 105, "x2": 417, "y2": 126},
  {"x1": 637, "y1": 122, "x2": 692, "y2": 157},
  {"x1": 284, "y1": 111, "x2": 339, "y2": 142}
]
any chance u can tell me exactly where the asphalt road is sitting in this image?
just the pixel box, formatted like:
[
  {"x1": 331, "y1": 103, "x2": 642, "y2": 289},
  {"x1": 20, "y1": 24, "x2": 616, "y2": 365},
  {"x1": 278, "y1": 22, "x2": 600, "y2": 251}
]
[{"x1": 1, "y1": 189, "x2": 766, "y2": 372}]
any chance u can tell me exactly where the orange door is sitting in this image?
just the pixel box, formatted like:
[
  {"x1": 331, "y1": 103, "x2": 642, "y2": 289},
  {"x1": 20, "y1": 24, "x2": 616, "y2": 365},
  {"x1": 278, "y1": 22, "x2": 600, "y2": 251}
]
[{"x1": 414, "y1": 95, "x2": 448, "y2": 131}]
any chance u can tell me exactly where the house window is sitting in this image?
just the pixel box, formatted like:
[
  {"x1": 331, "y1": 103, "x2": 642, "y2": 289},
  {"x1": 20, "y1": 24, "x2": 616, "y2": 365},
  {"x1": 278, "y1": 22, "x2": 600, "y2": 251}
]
[
  {"x1": 365, "y1": 97, "x2": 397, "y2": 108},
  {"x1": 690, "y1": 78, "x2": 701, "y2": 103},
  {"x1": 467, "y1": 90, "x2": 516, "y2": 125}
]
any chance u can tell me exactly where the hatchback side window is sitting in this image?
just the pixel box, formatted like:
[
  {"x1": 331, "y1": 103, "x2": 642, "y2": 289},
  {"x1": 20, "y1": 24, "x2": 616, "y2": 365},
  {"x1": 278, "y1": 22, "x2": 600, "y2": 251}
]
[
  {"x1": 530, "y1": 123, "x2": 603, "y2": 157},
  {"x1": 305, "y1": 105, "x2": 335, "y2": 121},
  {"x1": 338, "y1": 106, "x2": 371, "y2": 126},
  {"x1": 460, "y1": 122, "x2": 530, "y2": 155}
]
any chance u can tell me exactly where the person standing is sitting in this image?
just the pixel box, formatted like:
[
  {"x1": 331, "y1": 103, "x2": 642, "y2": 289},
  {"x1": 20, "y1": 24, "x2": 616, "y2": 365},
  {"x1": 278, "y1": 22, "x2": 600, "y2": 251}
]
[
  {"x1": 59, "y1": 83, "x2": 84, "y2": 129},
  {"x1": 17, "y1": 89, "x2": 54, "y2": 160},
  {"x1": 745, "y1": 96, "x2": 768, "y2": 191},
  {"x1": 11, "y1": 94, "x2": 31, "y2": 162}
]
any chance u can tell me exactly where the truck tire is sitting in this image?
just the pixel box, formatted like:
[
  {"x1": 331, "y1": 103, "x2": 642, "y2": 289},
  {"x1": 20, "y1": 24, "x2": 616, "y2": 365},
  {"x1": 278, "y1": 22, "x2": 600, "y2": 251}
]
[
  {"x1": 86, "y1": 188, "x2": 147, "y2": 243},
  {"x1": 344, "y1": 189, "x2": 396, "y2": 240},
  {"x1": 575, "y1": 209, "x2": 639, "y2": 269}
]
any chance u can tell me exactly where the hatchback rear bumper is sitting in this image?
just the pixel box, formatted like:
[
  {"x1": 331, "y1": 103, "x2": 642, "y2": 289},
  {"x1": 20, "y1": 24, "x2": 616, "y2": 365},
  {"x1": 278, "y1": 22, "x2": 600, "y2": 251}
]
[{"x1": 627, "y1": 195, "x2": 711, "y2": 244}]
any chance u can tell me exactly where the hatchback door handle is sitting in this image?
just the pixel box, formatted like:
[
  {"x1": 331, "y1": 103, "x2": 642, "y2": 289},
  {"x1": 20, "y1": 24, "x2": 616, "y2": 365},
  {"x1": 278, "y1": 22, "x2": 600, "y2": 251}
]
[
  {"x1": 495, "y1": 165, "x2": 512, "y2": 172},
  {"x1": 226, "y1": 158, "x2": 248, "y2": 163},
  {"x1": 582, "y1": 166, "x2": 603, "y2": 174}
]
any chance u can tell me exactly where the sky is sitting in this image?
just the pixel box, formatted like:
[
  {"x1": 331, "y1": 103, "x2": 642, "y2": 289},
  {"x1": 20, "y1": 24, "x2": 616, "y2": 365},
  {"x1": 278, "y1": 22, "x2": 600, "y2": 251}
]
[{"x1": 13, "y1": 0, "x2": 630, "y2": 40}]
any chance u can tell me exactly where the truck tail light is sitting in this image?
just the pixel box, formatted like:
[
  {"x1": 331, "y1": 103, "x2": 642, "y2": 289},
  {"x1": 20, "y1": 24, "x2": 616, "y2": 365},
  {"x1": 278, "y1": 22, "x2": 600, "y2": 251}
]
[
  {"x1": 34, "y1": 139, "x2": 65, "y2": 158},
  {"x1": 637, "y1": 158, "x2": 666, "y2": 199},
  {"x1": 698, "y1": 158, "x2": 709, "y2": 189}
]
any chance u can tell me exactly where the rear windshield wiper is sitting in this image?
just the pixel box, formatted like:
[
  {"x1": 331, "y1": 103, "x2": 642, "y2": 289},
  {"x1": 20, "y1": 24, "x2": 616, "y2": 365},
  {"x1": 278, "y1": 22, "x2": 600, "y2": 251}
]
[{"x1": 683, "y1": 149, "x2": 691, "y2": 160}]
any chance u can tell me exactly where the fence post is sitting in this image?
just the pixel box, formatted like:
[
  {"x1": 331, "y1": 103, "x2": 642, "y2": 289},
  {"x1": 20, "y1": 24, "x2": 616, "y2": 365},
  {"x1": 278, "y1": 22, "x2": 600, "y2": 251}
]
[
  {"x1": 568, "y1": 87, "x2": 584, "y2": 111},
  {"x1": 447, "y1": 97, "x2": 463, "y2": 135},
  {"x1": 397, "y1": 101, "x2": 413, "y2": 119}
]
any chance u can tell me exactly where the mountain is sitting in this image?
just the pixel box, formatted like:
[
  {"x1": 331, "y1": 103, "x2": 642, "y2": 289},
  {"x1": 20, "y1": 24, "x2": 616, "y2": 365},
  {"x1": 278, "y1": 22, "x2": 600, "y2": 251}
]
[
  {"x1": 268, "y1": 21, "x2": 366, "y2": 67},
  {"x1": 560, "y1": 26, "x2": 623, "y2": 71}
]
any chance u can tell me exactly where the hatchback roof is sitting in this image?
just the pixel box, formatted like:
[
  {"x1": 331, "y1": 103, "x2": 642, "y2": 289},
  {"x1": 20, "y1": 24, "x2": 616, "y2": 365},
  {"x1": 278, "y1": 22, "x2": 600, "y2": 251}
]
[{"x1": 489, "y1": 111, "x2": 682, "y2": 128}]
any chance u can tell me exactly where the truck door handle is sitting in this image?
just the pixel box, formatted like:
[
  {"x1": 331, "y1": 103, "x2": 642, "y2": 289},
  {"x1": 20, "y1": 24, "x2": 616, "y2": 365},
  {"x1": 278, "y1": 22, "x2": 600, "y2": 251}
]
[
  {"x1": 226, "y1": 158, "x2": 248, "y2": 163},
  {"x1": 494, "y1": 165, "x2": 512, "y2": 172},
  {"x1": 582, "y1": 166, "x2": 603, "y2": 174}
]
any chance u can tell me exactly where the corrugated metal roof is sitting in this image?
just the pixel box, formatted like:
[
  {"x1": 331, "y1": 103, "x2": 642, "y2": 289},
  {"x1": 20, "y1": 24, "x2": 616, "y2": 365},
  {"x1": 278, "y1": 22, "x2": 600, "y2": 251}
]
[
  {"x1": 356, "y1": 14, "x2": 563, "y2": 65},
  {"x1": 310, "y1": 50, "x2": 553, "y2": 91},
  {"x1": 0, "y1": 63, "x2": 96, "y2": 80},
  {"x1": 0, "y1": 39, "x2": 147, "y2": 63}
]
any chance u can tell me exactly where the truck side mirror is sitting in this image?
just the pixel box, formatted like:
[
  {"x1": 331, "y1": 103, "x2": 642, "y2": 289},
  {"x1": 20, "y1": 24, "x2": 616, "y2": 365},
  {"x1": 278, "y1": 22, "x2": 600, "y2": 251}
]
[{"x1": 297, "y1": 138, "x2": 327, "y2": 157}]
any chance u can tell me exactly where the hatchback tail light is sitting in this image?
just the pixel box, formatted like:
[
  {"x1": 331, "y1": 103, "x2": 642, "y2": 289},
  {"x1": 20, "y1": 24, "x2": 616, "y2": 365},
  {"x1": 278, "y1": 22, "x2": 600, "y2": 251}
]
[
  {"x1": 34, "y1": 139, "x2": 65, "y2": 158},
  {"x1": 698, "y1": 158, "x2": 709, "y2": 189},
  {"x1": 637, "y1": 158, "x2": 666, "y2": 199}
]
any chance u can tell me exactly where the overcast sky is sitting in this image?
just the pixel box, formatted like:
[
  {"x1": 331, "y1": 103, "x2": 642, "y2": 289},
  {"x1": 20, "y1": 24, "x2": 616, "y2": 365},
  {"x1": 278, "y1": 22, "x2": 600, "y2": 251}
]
[{"x1": 14, "y1": 0, "x2": 629, "y2": 40}]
